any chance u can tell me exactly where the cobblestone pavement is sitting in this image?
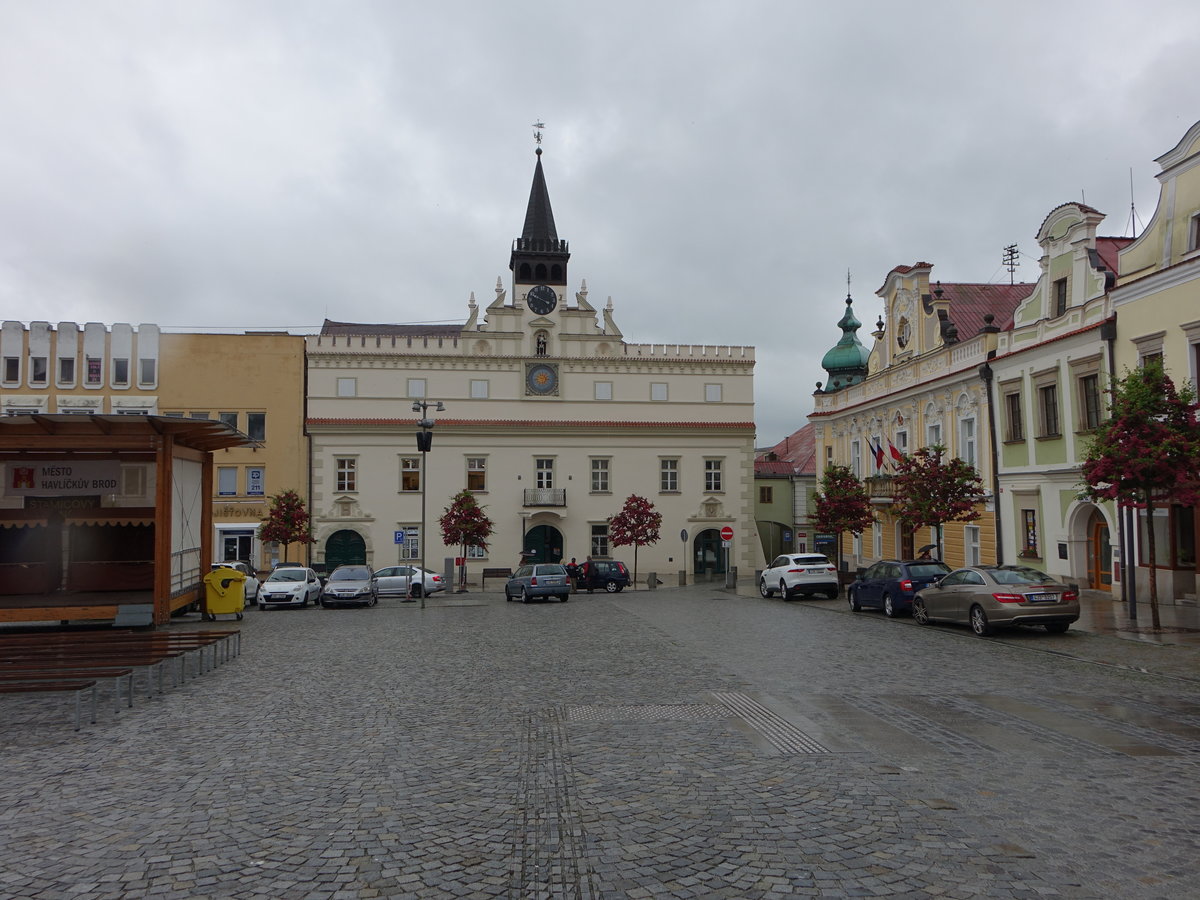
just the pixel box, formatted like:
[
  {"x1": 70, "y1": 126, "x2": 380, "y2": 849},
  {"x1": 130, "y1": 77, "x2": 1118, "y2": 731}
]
[{"x1": 2, "y1": 585, "x2": 1198, "y2": 899}]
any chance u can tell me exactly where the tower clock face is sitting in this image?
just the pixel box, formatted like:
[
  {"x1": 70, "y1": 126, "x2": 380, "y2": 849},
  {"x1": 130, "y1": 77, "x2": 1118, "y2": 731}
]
[
  {"x1": 526, "y1": 363, "x2": 559, "y2": 396},
  {"x1": 526, "y1": 284, "x2": 558, "y2": 315}
]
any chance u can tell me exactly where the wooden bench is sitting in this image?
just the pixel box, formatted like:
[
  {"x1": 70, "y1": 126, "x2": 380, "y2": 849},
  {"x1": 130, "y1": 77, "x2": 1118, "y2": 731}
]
[
  {"x1": 0, "y1": 679, "x2": 97, "y2": 730},
  {"x1": 481, "y1": 567, "x2": 513, "y2": 589}
]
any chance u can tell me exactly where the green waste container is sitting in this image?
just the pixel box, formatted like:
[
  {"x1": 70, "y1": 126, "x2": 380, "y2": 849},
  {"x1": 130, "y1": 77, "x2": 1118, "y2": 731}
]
[{"x1": 203, "y1": 569, "x2": 245, "y2": 621}]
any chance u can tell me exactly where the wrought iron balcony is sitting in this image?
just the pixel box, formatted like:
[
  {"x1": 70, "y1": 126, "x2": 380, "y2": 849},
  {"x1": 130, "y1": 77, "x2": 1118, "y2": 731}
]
[{"x1": 523, "y1": 488, "x2": 566, "y2": 507}]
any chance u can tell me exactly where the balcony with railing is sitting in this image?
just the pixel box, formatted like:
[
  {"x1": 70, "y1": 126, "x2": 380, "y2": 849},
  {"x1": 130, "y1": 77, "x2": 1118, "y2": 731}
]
[
  {"x1": 523, "y1": 488, "x2": 566, "y2": 507},
  {"x1": 864, "y1": 475, "x2": 897, "y2": 505}
]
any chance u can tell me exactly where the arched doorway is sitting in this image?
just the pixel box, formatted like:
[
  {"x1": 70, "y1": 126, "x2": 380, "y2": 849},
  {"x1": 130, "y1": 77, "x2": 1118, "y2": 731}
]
[
  {"x1": 1086, "y1": 507, "x2": 1112, "y2": 589},
  {"x1": 325, "y1": 529, "x2": 366, "y2": 569},
  {"x1": 693, "y1": 528, "x2": 726, "y2": 578},
  {"x1": 523, "y1": 524, "x2": 563, "y2": 564}
]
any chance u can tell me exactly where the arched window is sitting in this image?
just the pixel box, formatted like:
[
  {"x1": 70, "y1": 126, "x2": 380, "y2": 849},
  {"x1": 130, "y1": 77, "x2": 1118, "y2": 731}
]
[
  {"x1": 518, "y1": 263, "x2": 532, "y2": 280},
  {"x1": 550, "y1": 264, "x2": 563, "y2": 281},
  {"x1": 534, "y1": 263, "x2": 548, "y2": 280}
]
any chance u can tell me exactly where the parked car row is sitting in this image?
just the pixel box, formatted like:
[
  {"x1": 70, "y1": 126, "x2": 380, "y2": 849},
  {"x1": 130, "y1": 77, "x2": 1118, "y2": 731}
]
[
  {"x1": 755, "y1": 553, "x2": 1080, "y2": 637},
  {"x1": 211, "y1": 562, "x2": 446, "y2": 612},
  {"x1": 848, "y1": 559, "x2": 1079, "y2": 636}
]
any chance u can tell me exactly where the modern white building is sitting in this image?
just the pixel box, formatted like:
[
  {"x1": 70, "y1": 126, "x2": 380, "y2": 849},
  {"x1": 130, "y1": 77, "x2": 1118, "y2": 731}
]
[{"x1": 305, "y1": 149, "x2": 758, "y2": 584}]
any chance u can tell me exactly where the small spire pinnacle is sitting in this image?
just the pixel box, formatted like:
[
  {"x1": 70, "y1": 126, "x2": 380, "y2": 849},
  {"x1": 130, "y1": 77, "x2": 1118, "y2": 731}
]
[{"x1": 532, "y1": 120, "x2": 545, "y2": 155}]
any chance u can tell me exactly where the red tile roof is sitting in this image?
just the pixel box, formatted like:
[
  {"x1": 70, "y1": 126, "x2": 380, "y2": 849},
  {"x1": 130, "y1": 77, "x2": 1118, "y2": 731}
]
[
  {"x1": 1095, "y1": 236, "x2": 1134, "y2": 276},
  {"x1": 935, "y1": 282, "x2": 1033, "y2": 337},
  {"x1": 756, "y1": 422, "x2": 816, "y2": 475}
]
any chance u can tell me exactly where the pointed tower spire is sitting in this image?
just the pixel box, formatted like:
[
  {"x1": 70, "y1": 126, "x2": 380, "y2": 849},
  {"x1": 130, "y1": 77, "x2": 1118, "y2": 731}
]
[{"x1": 510, "y1": 144, "x2": 570, "y2": 291}]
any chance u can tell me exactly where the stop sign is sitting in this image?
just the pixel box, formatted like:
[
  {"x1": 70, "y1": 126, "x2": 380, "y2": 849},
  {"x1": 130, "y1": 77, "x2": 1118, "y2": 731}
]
[{"x1": 720, "y1": 526, "x2": 734, "y2": 541}]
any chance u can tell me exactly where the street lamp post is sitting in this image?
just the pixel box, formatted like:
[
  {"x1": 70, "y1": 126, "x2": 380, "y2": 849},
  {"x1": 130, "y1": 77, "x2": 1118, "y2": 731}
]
[{"x1": 412, "y1": 399, "x2": 444, "y2": 610}]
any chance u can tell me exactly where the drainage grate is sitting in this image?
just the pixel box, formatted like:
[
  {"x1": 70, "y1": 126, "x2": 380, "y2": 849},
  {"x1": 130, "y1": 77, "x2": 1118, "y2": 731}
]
[
  {"x1": 712, "y1": 691, "x2": 830, "y2": 754},
  {"x1": 565, "y1": 703, "x2": 729, "y2": 723}
]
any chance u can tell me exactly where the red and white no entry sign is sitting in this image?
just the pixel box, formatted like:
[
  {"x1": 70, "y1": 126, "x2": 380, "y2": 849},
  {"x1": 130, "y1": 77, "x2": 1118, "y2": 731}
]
[{"x1": 720, "y1": 526, "x2": 734, "y2": 541}]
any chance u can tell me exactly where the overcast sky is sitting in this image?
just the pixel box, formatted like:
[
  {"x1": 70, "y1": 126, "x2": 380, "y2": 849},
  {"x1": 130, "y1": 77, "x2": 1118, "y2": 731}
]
[{"x1": 3, "y1": 1, "x2": 1198, "y2": 446}]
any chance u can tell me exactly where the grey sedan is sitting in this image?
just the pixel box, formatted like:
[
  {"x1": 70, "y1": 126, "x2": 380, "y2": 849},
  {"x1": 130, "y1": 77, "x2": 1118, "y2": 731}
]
[
  {"x1": 913, "y1": 565, "x2": 1080, "y2": 636},
  {"x1": 504, "y1": 564, "x2": 570, "y2": 603}
]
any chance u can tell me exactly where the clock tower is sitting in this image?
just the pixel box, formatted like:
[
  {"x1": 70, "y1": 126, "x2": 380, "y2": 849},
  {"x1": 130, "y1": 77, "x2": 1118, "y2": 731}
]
[{"x1": 510, "y1": 148, "x2": 570, "y2": 313}]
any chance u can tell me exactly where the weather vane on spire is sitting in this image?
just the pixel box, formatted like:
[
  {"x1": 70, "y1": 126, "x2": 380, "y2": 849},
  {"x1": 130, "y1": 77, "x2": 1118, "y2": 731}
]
[
  {"x1": 846, "y1": 268, "x2": 852, "y2": 299},
  {"x1": 532, "y1": 120, "x2": 545, "y2": 147}
]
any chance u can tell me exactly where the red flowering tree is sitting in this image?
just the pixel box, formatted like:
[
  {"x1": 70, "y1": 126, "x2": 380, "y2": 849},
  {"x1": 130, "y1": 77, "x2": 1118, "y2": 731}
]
[
  {"x1": 812, "y1": 465, "x2": 874, "y2": 574},
  {"x1": 1082, "y1": 361, "x2": 1200, "y2": 628},
  {"x1": 608, "y1": 494, "x2": 663, "y2": 588},
  {"x1": 440, "y1": 490, "x2": 494, "y2": 591},
  {"x1": 890, "y1": 446, "x2": 983, "y2": 561},
  {"x1": 257, "y1": 489, "x2": 315, "y2": 564}
]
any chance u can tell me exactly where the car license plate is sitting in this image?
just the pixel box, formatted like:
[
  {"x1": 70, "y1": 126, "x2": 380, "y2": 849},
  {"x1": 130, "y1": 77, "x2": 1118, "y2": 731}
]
[{"x1": 1028, "y1": 592, "x2": 1059, "y2": 603}]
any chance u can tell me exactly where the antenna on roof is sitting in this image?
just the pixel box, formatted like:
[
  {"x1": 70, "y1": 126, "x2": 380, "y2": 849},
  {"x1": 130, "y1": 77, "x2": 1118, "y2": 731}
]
[
  {"x1": 1125, "y1": 167, "x2": 1144, "y2": 239},
  {"x1": 1002, "y1": 244, "x2": 1019, "y2": 284}
]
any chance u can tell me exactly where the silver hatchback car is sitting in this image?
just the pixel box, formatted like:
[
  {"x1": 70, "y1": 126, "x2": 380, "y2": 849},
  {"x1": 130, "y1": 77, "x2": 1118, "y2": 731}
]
[
  {"x1": 504, "y1": 564, "x2": 570, "y2": 603},
  {"x1": 913, "y1": 565, "x2": 1080, "y2": 635}
]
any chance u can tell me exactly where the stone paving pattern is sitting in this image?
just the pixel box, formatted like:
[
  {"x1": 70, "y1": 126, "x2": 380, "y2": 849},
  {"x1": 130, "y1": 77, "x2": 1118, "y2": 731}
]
[{"x1": 1, "y1": 586, "x2": 1198, "y2": 898}]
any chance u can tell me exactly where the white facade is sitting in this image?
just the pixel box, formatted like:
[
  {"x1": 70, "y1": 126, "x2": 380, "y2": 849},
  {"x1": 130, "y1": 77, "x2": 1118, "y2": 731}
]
[{"x1": 306, "y1": 153, "x2": 758, "y2": 584}]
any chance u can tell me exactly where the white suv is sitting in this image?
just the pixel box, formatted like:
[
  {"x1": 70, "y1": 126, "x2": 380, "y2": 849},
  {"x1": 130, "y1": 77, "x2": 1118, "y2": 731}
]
[{"x1": 759, "y1": 554, "x2": 839, "y2": 600}]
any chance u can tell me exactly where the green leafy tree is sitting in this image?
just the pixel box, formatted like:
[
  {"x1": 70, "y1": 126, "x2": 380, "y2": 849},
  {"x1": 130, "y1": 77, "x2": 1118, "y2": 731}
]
[
  {"x1": 1081, "y1": 361, "x2": 1200, "y2": 628},
  {"x1": 890, "y1": 446, "x2": 983, "y2": 561},
  {"x1": 439, "y1": 490, "x2": 494, "y2": 590},
  {"x1": 608, "y1": 494, "x2": 663, "y2": 588},
  {"x1": 257, "y1": 489, "x2": 315, "y2": 564},
  {"x1": 812, "y1": 464, "x2": 874, "y2": 574}
]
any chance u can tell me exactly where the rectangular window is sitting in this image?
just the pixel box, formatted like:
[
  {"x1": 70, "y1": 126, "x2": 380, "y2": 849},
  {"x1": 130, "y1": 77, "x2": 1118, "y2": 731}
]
[
  {"x1": 336, "y1": 377, "x2": 357, "y2": 397},
  {"x1": 139, "y1": 358, "x2": 156, "y2": 385},
  {"x1": 705, "y1": 459, "x2": 723, "y2": 492},
  {"x1": 247, "y1": 412, "x2": 266, "y2": 441},
  {"x1": 113, "y1": 358, "x2": 129, "y2": 385},
  {"x1": 895, "y1": 430, "x2": 908, "y2": 455},
  {"x1": 873, "y1": 523, "x2": 882, "y2": 559},
  {"x1": 1053, "y1": 278, "x2": 1068, "y2": 317},
  {"x1": 959, "y1": 418, "x2": 977, "y2": 467},
  {"x1": 470, "y1": 379, "x2": 489, "y2": 399},
  {"x1": 58, "y1": 357, "x2": 75, "y2": 384},
  {"x1": 1022, "y1": 509, "x2": 1039, "y2": 557},
  {"x1": 650, "y1": 382, "x2": 668, "y2": 402},
  {"x1": 467, "y1": 457, "x2": 486, "y2": 491},
  {"x1": 965, "y1": 525, "x2": 981, "y2": 566},
  {"x1": 536, "y1": 458, "x2": 554, "y2": 489},
  {"x1": 407, "y1": 378, "x2": 426, "y2": 398},
  {"x1": 466, "y1": 544, "x2": 486, "y2": 560},
  {"x1": 336, "y1": 458, "x2": 357, "y2": 493},
  {"x1": 705, "y1": 383, "x2": 722, "y2": 402},
  {"x1": 218, "y1": 411, "x2": 239, "y2": 430},
  {"x1": 1190, "y1": 212, "x2": 1200, "y2": 252},
  {"x1": 122, "y1": 465, "x2": 147, "y2": 498},
  {"x1": 1079, "y1": 374, "x2": 1101, "y2": 430},
  {"x1": 591, "y1": 524, "x2": 610, "y2": 558},
  {"x1": 759, "y1": 485, "x2": 773, "y2": 504},
  {"x1": 86, "y1": 357, "x2": 102, "y2": 385},
  {"x1": 217, "y1": 467, "x2": 238, "y2": 496},
  {"x1": 590, "y1": 458, "x2": 610, "y2": 493},
  {"x1": 1038, "y1": 384, "x2": 1060, "y2": 437},
  {"x1": 2, "y1": 357, "x2": 18, "y2": 383},
  {"x1": 398, "y1": 526, "x2": 419, "y2": 560},
  {"x1": 927, "y1": 422, "x2": 941, "y2": 448},
  {"x1": 190, "y1": 411, "x2": 211, "y2": 420},
  {"x1": 660, "y1": 458, "x2": 679, "y2": 492},
  {"x1": 850, "y1": 440, "x2": 861, "y2": 478},
  {"x1": 594, "y1": 381, "x2": 612, "y2": 400},
  {"x1": 1004, "y1": 391, "x2": 1024, "y2": 441},
  {"x1": 30, "y1": 357, "x2": 47, "y2": 384},
  {"x1": 400, "y1": 457, "x2": 421, "y2": 492}
]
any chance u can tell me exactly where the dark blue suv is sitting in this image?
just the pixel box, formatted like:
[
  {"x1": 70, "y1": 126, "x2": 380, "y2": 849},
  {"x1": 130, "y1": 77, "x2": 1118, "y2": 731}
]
[{"x1": 848, "y1": 559, "x2": 952, "y2": 617}]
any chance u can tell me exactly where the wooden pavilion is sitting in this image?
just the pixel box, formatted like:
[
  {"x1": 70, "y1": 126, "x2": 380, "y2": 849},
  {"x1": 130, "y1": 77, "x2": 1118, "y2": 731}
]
[{"x1": 0, "y1": 415, "x2": 253, "y2": 626}]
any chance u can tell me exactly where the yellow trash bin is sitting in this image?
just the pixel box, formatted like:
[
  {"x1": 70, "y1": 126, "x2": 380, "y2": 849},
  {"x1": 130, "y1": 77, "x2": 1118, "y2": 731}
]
[{"x1": 203, "y1": 569, "x2": 246, "y2": 621}]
